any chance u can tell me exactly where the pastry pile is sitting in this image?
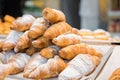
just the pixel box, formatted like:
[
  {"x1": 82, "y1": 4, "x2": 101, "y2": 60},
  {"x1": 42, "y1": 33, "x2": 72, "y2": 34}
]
[{"x1": 0, "y1": 7, "x2": 103, "y2": 80}]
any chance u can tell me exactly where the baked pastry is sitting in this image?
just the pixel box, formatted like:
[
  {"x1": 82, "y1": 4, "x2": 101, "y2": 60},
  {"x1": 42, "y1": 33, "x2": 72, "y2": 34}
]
[
  {"x1": 23, "y1": 53, "x2": 47, "y2": 78},
  {"x1": 42, "y1": 7, "x2": 66, "y2": 24},
  {"x1": 39, "y1": 45, "x2": 61, "y2": 58},
  {"x1": 3, "y1": 30, "x2": 23, "y2": 51},
  {"x1": 52, "y1": 33, "x2": 82, "y2": 47},
  {"x1": 59, "y1": 54, "x2": 100, "y2": 80},
  {"x1": 7, "y1": 53, "x2": 30, "y2": 74},
  {"x1": 59, "y1": 43, "x2": 102, "y2": 60},
  {"x1": 87, "y1": 47, "x2": 103, "y2": 59},
  {"x1": 59, "y1": 43, "x2": 89, "y2": 60},
  {"x1": 32, "y1": 36, "x2": 51, "y2": 48},
  {"x1": 94, "y1": 35, "x2": 110, "y2": 40},
  {"x1": 28, "y1": 56, "x2": 67, "y2": 79},
  {"x1": 26, "y1": 47, "x2": 41, "y2": 56},
  {"x1": 82, "y1": 35, "x2": 94, "y2": 40},
  {"x1": 10, "y1": 14, "x2": 35, "y2": 31},
  {"x1": 70, "y1": 28, "x2": 80, "y2": 35},
  {"x1": 78, "y1": 29, "x2": 93, "y2": 36},
  {"x1": 43, "y1": 22, "x2": 72, "y2": 39},
  {"x1": 2, "y1": 22, "x2": 11, "y2": 34},
  {"x1": 0, "y1": 63, "x2": 11, "y2": 79},
  {"x1": 4, "y1": 15, "x2": 15, "y2": 23},
  {"x1": 0, "y1": 53, "x2": 30, "y2": 79},
  {"x1": 0, "y1": 50, "x2": 15, "y2": 64},
  {"x1": 109, "y1": 68, "x2": 120, "y2": 80},
  {"x1": 14, "y1": 31, "x2": 31, "y2": 52},
  {"x1": 0, "y1": 40, "x2": 4, "y2": 51},
  {"x1": 28, "y1": 17, "x2": 50, "y2": 39},
  {"x1": 93, "y1": 29, "x2": 107, "y2": 36}
]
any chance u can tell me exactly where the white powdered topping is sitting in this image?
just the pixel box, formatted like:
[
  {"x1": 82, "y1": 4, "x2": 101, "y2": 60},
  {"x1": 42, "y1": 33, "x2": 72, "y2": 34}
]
[
  {"x1": 55, "y1": 33, "x2": 82, "y2": 42},
  {"x1": 24, "y1": 53, "x2": 47, "y2": 73},
  {"x1": 21, "y1": 14, "x2": 35, "y2": 25},
  {"x1": 4, "y1": 50, "x2": 15, "y2": 63},
  {"x1": 59, "y1": 54, "x2": 95, "y2": 80},
  {"x1": 5, "y1": 30, "x2": 23, "y2": 44},
  {"x1": 12, "y1": 53, "x2": 30, "y2": 69},
  {"x1": 78, "y1": 54, "x2": 95, "y2": 75},
  {"x1": 0, "y1": 52, "x2": 6, "y2": 63},
  {"x1": 29, "y1": 62, "x2": 50, "y2": 78},
  {"x1": 59, "y1": 66, "x2": 81, "y2": 80},
  {"x1": 93, "y1": 29, "x2": 106, "y2": 34},
  {"x1": 30, "y1": 17, "x2": 49, "y2": 30},
  {"x1": 79, "y1": 29, "x2": 92, "y2": 33},
  {"x1": 69, "y1": 55, "x2": 89, "y2": 75}
]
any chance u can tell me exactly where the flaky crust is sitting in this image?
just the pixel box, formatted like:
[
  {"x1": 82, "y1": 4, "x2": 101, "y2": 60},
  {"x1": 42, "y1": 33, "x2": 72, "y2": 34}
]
[{"x1": 42, "y1": 7, "x2": 66, "y2": 24}]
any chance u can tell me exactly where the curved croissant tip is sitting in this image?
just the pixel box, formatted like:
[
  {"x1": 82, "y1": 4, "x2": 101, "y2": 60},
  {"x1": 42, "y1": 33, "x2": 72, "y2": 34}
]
[{"x1": 52, "y1": 39, "x2": 57, "y2": 44}]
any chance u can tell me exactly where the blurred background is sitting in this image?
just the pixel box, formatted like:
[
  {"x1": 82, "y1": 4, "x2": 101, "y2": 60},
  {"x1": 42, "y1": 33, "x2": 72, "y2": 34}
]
[{"x1": 0, "y1": 0, "x2": 120, "y2": 34}]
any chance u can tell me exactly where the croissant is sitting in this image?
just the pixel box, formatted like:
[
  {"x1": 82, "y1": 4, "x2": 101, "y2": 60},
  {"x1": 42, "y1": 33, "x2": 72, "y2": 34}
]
[
  {"x1": 78, "y1": 29, "x2": 93, "y2": 36},
  {"x1": 14, "y1": 31, "x2": 31, "y2": 52},
  {"x1": 42, "y1": 7, "x2": 66, "y2": 24},
  {"x1": 0, "y1": 40, "x2": 4, "y2": 51},
  {"x1": 87, "y1": 47, "x2": 103, "y2": 59},
  {"x1": 0, "y1": 53, "x2": 30, "y2": 79},
  {"x1": 23, "y1": 53, "x2": 47, "y2": 78},
  {"x1": 8, "y1": 53, "x2": 30, "y2": 74},
  {"x1": 43, "y1": 22, "x2": 72, "y2": 39},
  {"x1": 0, "y1": 64, "x2": 11, "y2": 79},
  {"x1": 26, "y1": 47, "x2": 41, "y2": 56},
  {"x1": 28, "y1": 17, "x2": 50, "y2": 39},
  {"x1": 28, "y1": 56, "x2": 67, "y2": 79},
  {"x1": 59, "y1": 54, "x2": 100, "y2": 80},
  {"x1": 109, "y1": 68, "x2": 120, "y2": 80},
  {"x1": 10, "y1": 15, "x2": 35, "y2": 31},
  {"x1": 3, "y1": 30, "x2": 23, "y2": 51},
  {"x1": 59, "y1": 43, "x2": 102, "y2": 60},
  {"x1": 32, "y1": 36, "x2": 52, "y2": 48},
  {"x1": 0, "y1": 50, "x2": 15, "y2": 64},
  {"x1": 70, "y1": 28, "x2": 80, "y2": 35},
  {"x1": 39, "y1": 45, "x2": 61, "y2": 59},
  {"x1": 52, "y1": 33, "x2": 82, "y2": 47},
  {"x1": 4, "y1": 15, "x2": 15, "y2": 23}
]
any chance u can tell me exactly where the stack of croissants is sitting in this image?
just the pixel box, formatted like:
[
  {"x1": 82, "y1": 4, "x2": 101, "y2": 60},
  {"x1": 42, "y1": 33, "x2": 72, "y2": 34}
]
[{"x1": 0, "y1": 7, "x2": 103, "y2": 80}]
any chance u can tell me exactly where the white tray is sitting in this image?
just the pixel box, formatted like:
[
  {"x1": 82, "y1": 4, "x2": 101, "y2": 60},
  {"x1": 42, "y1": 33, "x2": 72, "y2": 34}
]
[{"x1": 96, "y1": 46, "x2": 120, "y2": 80}]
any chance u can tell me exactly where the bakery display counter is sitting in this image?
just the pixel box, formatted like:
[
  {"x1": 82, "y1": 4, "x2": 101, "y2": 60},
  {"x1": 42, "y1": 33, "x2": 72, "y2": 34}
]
[{"x1": 0, "y1": 7, "x2": 120, "y2": 80}]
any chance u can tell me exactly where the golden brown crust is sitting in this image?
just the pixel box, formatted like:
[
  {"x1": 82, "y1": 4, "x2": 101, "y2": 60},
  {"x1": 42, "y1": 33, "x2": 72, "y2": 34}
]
[
  {"x1": 15, "y1": 31, "x2": 31, "y2": 52},
  {"x1": 39, "y1": 45, "x2": 61, "y2": 59},
  {"x1": 32, "y1": 36, "x2": 52, "y2": 48},
  {"x1": 4, "y1": 15, "x2": 15, "y2": 23},
  {"x1": 59, "y1": 43, "x2": 102, "y2": 60},
  {"x1": 28, "y1": 17, "x2": 49, "y2": 39},
  {"x1": 28, "y1": 56, "x2": 67, "y2": 79},
  {"x1": 109, "y1": 68, "x2": 120, "y2": 80},
  {"x1": 0, "y1": 40, "x2": 4, "y2": 51},
  {"x1": 43, "y1": 22, "x2": 72, "y2": 39},
  {"x1": 3, "y1": 43, "x2": 15, "y2": 51},
  {"x1": 10, "y1": 15, "x2": 35, "y2": 31},
  {"x1": 42, "y1": 7, "x2": 66, "y2": 24},
  {"x1": 26, "y1": 47, "x2": 40, "y2": 56}
]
